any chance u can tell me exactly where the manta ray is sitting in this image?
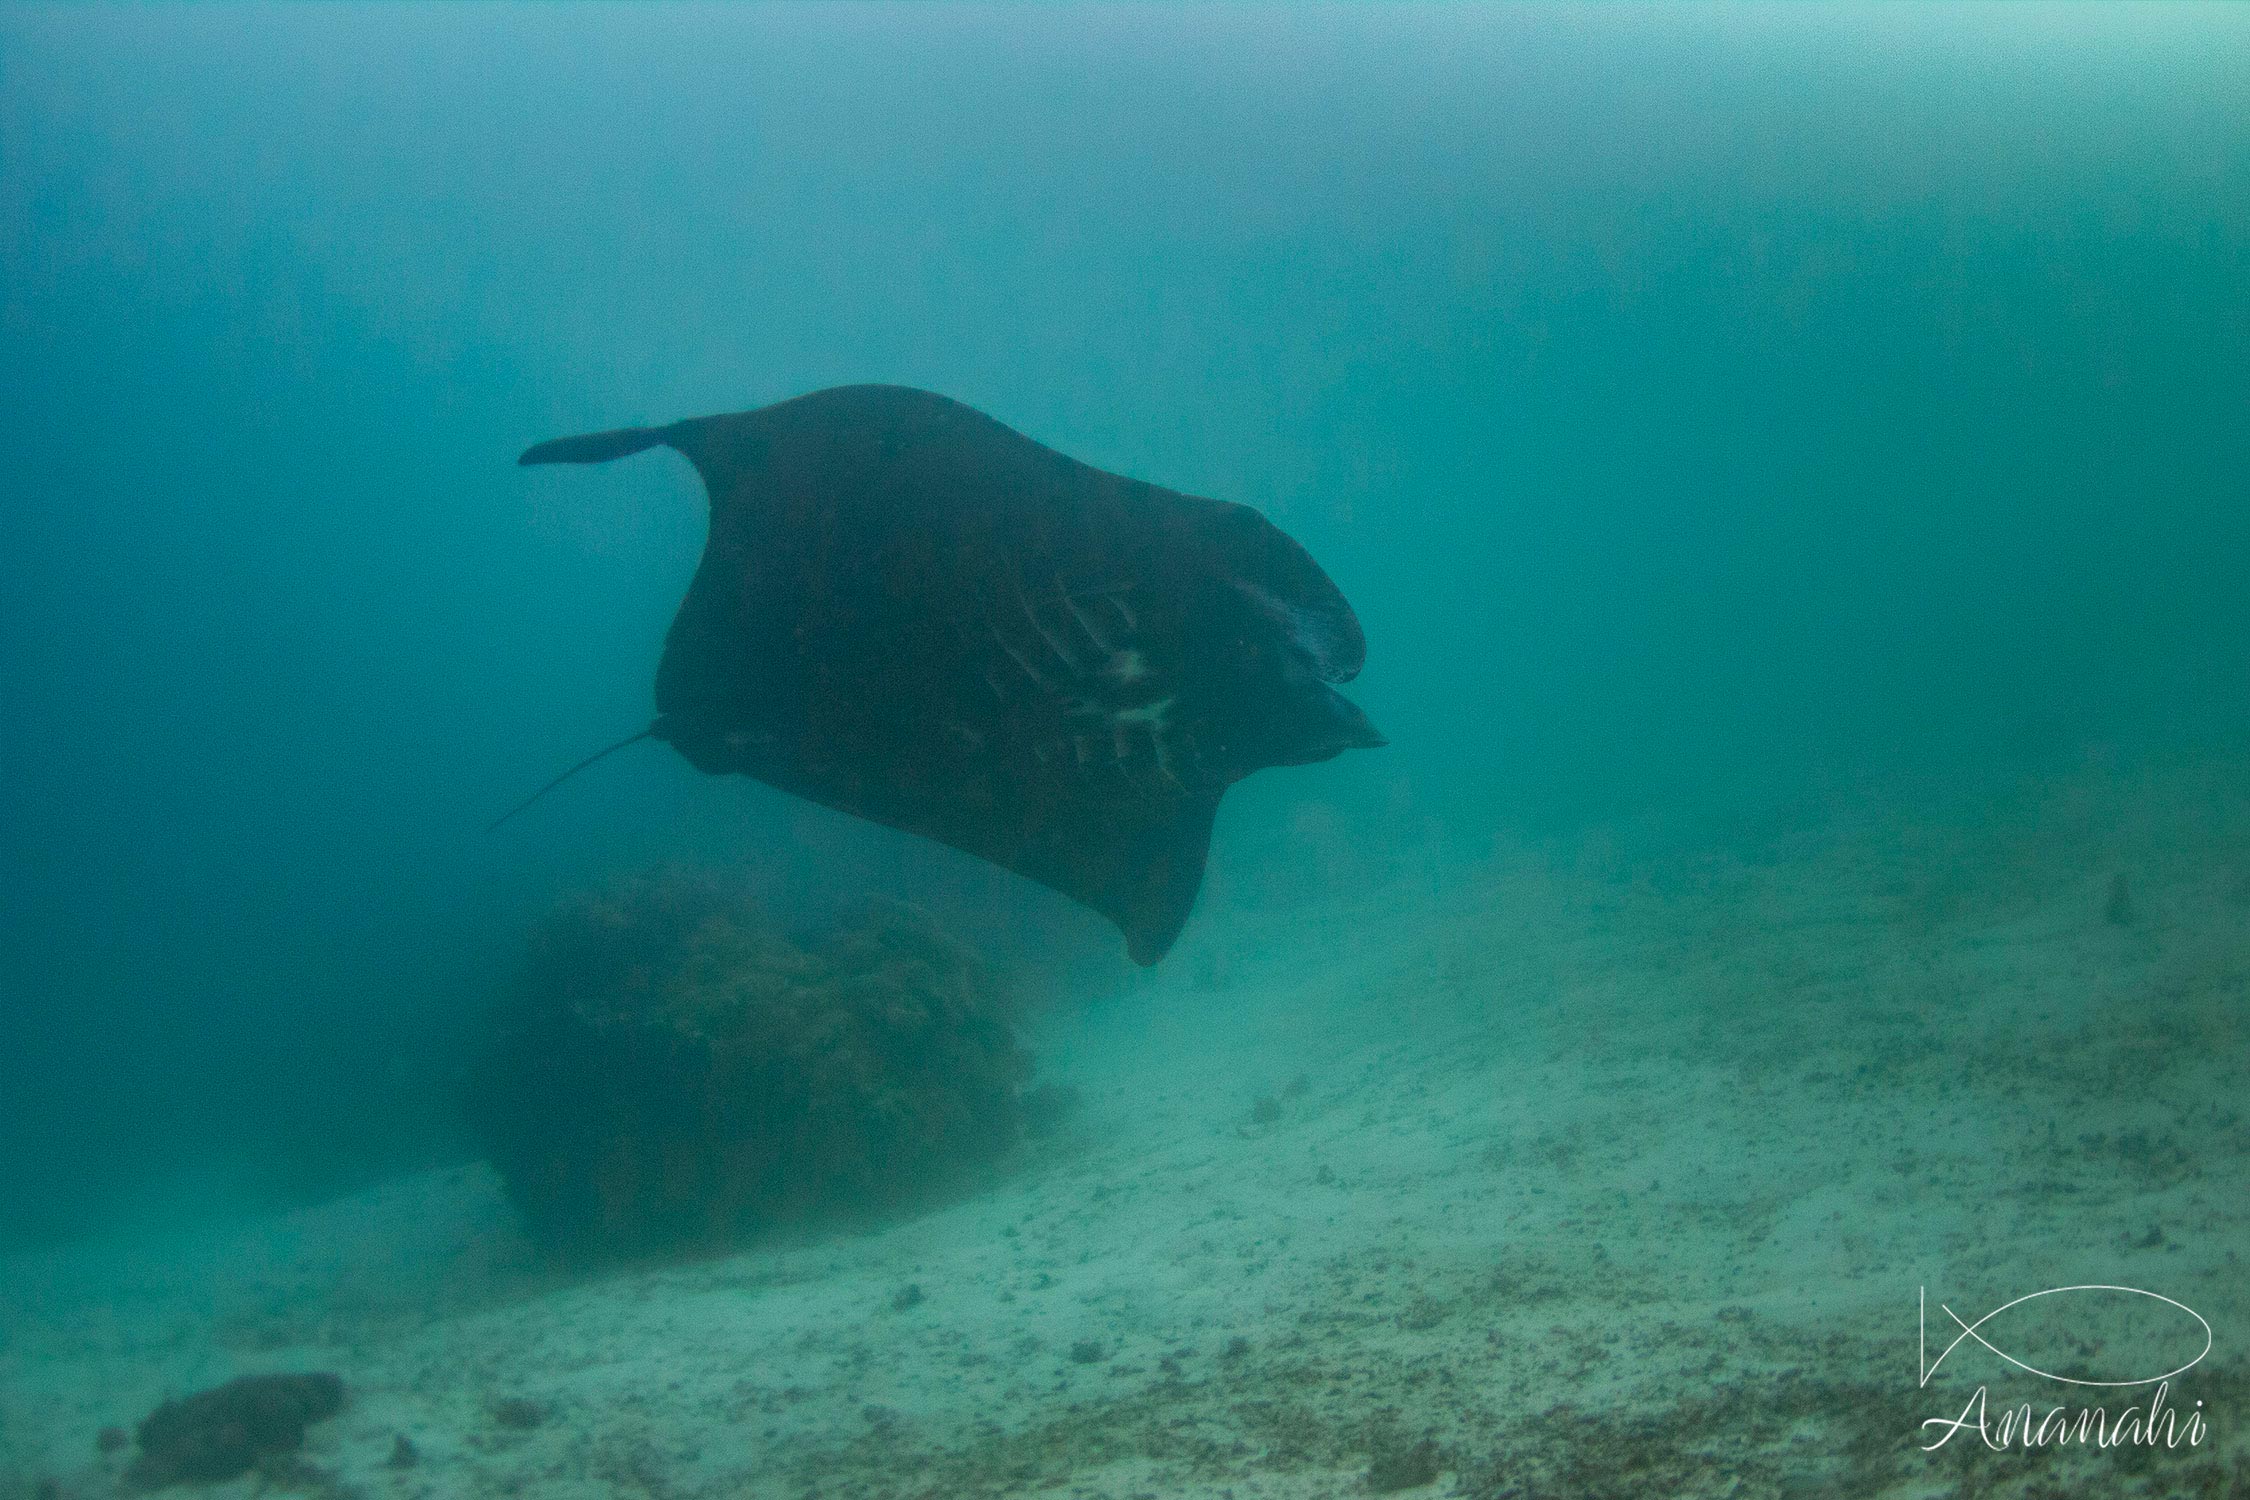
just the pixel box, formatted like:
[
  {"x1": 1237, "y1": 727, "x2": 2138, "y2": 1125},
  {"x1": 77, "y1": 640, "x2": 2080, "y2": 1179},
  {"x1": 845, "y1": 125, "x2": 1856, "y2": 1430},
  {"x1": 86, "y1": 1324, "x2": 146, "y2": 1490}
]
[{"x1": 506, "y1": 384, "x2": 1381, "y2": 964}]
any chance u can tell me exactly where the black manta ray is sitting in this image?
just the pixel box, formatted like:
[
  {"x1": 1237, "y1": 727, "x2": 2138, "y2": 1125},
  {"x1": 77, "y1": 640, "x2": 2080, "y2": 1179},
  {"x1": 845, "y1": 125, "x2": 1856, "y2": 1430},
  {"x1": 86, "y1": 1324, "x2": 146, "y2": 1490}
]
[{"x1": 509, "y1": 385, "x2": 1381, "y2": 964}]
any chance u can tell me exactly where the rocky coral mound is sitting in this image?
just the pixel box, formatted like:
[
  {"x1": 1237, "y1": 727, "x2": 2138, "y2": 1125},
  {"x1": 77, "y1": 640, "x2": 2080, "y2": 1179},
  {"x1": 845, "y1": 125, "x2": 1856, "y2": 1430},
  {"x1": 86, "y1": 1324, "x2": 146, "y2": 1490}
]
[{"x1": 468, "y1": 876, "x2": 1034, "y2": 1257}]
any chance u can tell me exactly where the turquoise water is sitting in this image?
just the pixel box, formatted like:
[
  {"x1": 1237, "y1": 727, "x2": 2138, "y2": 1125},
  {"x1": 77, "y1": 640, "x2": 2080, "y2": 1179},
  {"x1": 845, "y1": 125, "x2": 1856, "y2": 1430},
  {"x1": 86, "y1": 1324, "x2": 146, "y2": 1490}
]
[{"x1": 2, "y1": 7, "x2": 2244, "y2": 1497}]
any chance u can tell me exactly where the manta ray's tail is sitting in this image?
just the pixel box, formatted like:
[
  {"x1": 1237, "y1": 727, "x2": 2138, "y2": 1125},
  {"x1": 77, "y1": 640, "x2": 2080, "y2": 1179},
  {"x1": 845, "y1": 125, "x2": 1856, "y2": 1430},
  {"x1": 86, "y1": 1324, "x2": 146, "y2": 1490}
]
[
  {"x1": 519, "y1": 425, "x2": 672, "y2": 466},
  {"x1": 485, "y1": 728, "x2": 655, "y2": 832}
]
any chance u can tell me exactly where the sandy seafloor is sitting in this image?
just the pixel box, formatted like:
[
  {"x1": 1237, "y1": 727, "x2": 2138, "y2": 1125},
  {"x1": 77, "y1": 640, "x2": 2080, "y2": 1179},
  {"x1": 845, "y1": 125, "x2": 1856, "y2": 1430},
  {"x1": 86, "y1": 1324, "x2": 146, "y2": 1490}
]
[{"x1": 4, "y1": 759, "x2": 2246, "y2": 1500}]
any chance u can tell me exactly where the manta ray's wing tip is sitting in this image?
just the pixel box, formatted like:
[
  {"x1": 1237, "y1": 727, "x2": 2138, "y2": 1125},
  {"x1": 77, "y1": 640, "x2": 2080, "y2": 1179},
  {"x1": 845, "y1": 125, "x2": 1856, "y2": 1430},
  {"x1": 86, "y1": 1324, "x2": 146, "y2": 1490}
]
[{"x1": 519, "y1": 425, "x2": 671, "y2": 467}]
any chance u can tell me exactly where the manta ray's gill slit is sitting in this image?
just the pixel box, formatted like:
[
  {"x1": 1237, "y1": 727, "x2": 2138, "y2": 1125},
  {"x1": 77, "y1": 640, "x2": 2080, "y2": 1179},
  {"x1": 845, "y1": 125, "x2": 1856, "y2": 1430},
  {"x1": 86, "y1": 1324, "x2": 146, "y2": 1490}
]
[
  {"x1": 1157, "y1": 726, "x2": 1188, "y2": 786},
  {"x1": 948, "y1": 618, "x2": 1014, "y2": 704},
  {"x1": 1113, "y1": 696, "x2": 1173, "y2": 730},
  {"x1": 1059, "y1": 581, "x2": 1117, "y2": 653},
  {"x1": 993, "y1": 627, "x2": 1061, "y2": 694},
  {"x1": 1015, "y1": 586, "x2": 1088, "y2": 678},
  {"x1": 1119, "y1": 697, "x2": 1184, "y2": 787},
  {"x1": 1041, "y1": 692, "x2": 1183, "y2": 800}
]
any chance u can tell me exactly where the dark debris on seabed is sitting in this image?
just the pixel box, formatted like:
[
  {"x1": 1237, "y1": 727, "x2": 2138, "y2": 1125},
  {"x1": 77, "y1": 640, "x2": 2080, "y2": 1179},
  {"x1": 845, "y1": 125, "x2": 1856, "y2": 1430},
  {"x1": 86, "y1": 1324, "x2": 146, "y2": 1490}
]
[
  {"x1": 13, "y1": 1373, "x2": 350, "y2": 1500},
  {"x1": 121, "y1": 1373, "x2": 344, "y2": 1493}
]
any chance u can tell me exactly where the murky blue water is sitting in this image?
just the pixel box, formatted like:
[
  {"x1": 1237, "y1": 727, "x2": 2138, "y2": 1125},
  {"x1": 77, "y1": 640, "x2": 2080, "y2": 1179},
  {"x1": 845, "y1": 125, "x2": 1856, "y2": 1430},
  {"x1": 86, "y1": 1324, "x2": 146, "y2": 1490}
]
[{"x1": 1, "y1": 8, "x2": 2244, "y2": 1494}]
